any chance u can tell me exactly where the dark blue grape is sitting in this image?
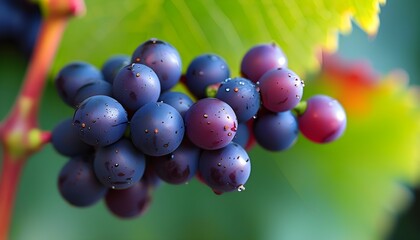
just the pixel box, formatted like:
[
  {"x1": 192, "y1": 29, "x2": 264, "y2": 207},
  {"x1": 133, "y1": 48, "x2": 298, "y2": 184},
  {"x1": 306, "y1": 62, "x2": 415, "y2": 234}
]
[
  {"x1": 259, "y1": 67, "x2": 304, "y2": 112},
  {"x1": 101, "y1": 55, "x2": 130, "y2": 84},
  {"x1": 94, "y1": 138, "x2": 146, "y2": 189},
  {"x1": 112, "y1": 63, "x2": 161, "y2": 113},
  {"x1": 105, "y1": 180, "x2": 152, "y2": 219},
  {"x1": 297, "y1": 95, "x2": 346, "y2": 143},
  {"x1": 73, "y1": 95, "x2": 128, "y2": 147},
  {"x1": 51, "y1": 118, "x2": 93, "y2": 157},
  {"x1": 232, "y1": 123, "x2": 250, "y2": 148},
  {"x1": 141, "y1": 157, "x2": 162, "y2": 188},
  {"x1": 158, "y1": 91, "x2": 194, "y2": 118},
  {"x1": 253, "y1": 110, "x2": 298, "y2": 151},
  {"x1": 184, "y1": 98, "x2": 237, "y2": 150},
  {"x1": 240, "y1": 43, "x2": 287, "y2": 83},
  {"x1": 151, "y1": 138, "x2": 200, "y2": 184},
  {"x1": 198, "y1": 142, "x2": 251, "y2": 194},
  {"x1": 73, "y1": 80, "x2": 112, "y2": 107},
  {"x1": 58, "y1": 155, "x2": 107, "y2": 207},
  {"x1": 185, "y1": 54, "x2": 230, "y2": 99},
  {"x1": 215, "y1": 77, "x2": 260, "y2": 122},
  {"x1": 55, "y1": 62, "x2": 104, "y2": 107},
  {"x1": 132, "y1": 38, "x2": 182, "y2": 92},
  {"x1": 130, "y1": 102, "x2": 185, "y2": 156}
]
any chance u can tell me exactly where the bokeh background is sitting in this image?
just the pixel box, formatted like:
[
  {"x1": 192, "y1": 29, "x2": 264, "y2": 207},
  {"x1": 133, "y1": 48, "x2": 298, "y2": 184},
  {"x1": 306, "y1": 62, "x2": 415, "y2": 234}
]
[{"x1": 1, "y1": 0, "x2": 420, "y2": 240}]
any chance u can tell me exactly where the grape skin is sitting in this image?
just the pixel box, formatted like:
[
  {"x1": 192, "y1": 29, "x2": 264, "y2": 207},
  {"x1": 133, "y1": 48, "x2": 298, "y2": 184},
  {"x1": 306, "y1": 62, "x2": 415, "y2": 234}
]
[
  {"x1": 158, "y1": 91, "x2": 194, "y2": 118},
  {"x1": 198, "y1": 142, "x2": 251, "y2": 194},
  {"x1": 131, "y1": 38, "x2": 182, "y2": 92},
  {"x1": 184, "y1": 98, "x2": 237, "y2": 150},
  {"x1": 130, "y1": 102, "x2": 185, "y2": 156},
  {"x1": 298, "y1": 95, "x2": 347, "y2": 143},
  {"x1": 215, "y1": 77, "x2": 260, "y2": 122},
  {"x1": 73, "y1": 95, "x2": 128, "y2": 147},
  {"x1": 185, "y1": 54, "x2": 230, "y2": 99},
  {"x1": 58, "y1": 155, "x2": 107, "y2": 207},
  {"x1": 259, "y1": 67, "x2": 304, "y2": 112},
  {"x1": 112, "y1": 63, "x2": 161, "y2": 113},
  {"x1": 240, "y1": 43, "x2": 288, "y2": 83},
  {"x1": 253, "y1": 110, "x2": 298, "y2": 151},
  {"x1": 94, "y1": 138, "x2": 146, "y2": 190},
  {"x1": 101, "y1": 55, "x2": 130, "y2": 84}
]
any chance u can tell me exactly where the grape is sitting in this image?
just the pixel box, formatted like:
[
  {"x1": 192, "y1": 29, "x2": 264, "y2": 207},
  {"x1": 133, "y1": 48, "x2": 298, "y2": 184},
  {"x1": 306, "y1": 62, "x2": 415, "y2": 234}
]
[
  {"x1": 101, "y1": 55, "x2": 130, "y2": 84},
  {"x1": 240, "y1": 43, "x2": 288, "y2": 83},
  {"x1": 232, "y1": 123, "x2": 250, "y2": 148},
  {"x1": 130, "y1": 102, "x2": 185, "y2": 156},
  {"x1": 297, "y1": 95, "x2": 347, "y2": 143},
  {"x1": 51, "y1": 118, "x2": 93, "y2": 157},
  {"x1": 73, "y1": 80, "x2": 112, "y2": 107},
  {"x1": 259, "y1": 67, "x2": 304, "y2": 112},
  {"x1": 112, "y1": 63, "x2": 161, "y2": 113},
  {"x1": 185, "y1": 54, "x2": 230, "y2": 99},
  {"x1": 184, "y1": 98, "x2": 237, "y2": 150},
  {"x1": 54, "y1": 62, "x2": 104, "y2": 107},
  {"x1": 158, "y1": 91, "x2": 194, "y2": 118},
  {"x1": 73, "y1": 95, "x2": 128, "y2": 147},
  {"x1": 141, "y1": 158, "x2": 162, "y2": 188},
  {"x1": 152, "y1": 138, "x2": 200, "y2": 184},
  {"x1": 198, "y1": 142, "x2": 251, "y2": 194},
  {"x1": 131, "y1": 38, "x2": 182, "y2": 92},
  {"x1": 105, "y1": 180, "x2": 152, "y2": 219},
  {"x1": 215, "y1": 77, "x2": 260, "y2": 122},
  {"x1": 253, "y1": 110, "x2": 298, "y2": 151},
  {"x1": 94, "y1": 138, "x2": 146, "y2": 189},
  {"x1": 58, "y1": 155, "x2": 107, "y2": 207}
]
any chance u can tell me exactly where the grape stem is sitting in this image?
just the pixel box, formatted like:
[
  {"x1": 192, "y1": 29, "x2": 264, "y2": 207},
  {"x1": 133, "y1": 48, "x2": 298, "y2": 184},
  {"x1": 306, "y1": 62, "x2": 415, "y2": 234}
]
[
  {"x1": 0, "y1": 1, "x2": 84, "y2": 239},
  {"x1": 293, "y1": 100, "x2": 307, "y2": 116}
]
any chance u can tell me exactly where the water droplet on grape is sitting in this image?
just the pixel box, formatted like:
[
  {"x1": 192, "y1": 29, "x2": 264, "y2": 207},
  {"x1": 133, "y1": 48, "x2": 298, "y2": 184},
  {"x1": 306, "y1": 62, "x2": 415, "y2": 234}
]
[
  {"x1": 136, "y1": 73, "x2": 140, "y2": 77},
  {"x1": 114, "y1": 164, "x2": 119, "y2": 167},
  {"x1": 203, "y1": 114, "x2": 208, "y2": 118},
  {"x1": 237, "y1": 185, "x2": 245, "y2": 192},
  {"x1": 225, "y1": 88, "x2": 230, "y2": 92}
]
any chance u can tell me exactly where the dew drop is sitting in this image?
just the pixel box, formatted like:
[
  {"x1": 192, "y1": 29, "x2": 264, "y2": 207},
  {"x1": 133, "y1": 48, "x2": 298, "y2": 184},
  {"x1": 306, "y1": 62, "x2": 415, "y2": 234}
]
[
  {"x1": 234, "y1": 87, "x2": 239, "y2": 92},
  {"x1": 296, "y1": 95, "x2": 300, "y2": 99},
  {"x1": 81, "y1": 123, "x2": 86, "y2": 128},
  {"x1": 203, "y1": 114, "x2": 208, "y2": 118},
  {"x1": 111, "y1": 186, "x2": 116, "y2": 189},
  {"x1": 114, "y1": 164, "x2": 119, "y2": 167},
  {"x1": 145, "y1": 129, "x2": 149, "y2": 133},
  {"x1": 225, "y1": 88, "x2": 230, "y2": 92},
  {"x1": 217, "y1": 162, "x2": 221, "y2": 167},
  {"x1": 136, "y1": 73, "x2": 140, "y2": 77},
  {"x1": 154, "y1": 128, "x2": 159, "y2": 134},
  {"x1": 237, "y1": 185, "x2": 246, "y2": 192}
]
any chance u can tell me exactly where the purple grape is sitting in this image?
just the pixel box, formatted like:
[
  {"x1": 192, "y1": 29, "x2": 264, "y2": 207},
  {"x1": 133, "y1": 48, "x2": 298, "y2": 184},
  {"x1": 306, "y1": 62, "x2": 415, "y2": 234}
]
[
  {"x1": 151, "y1": 138, "x2": 200, "y2": 184},
  {"x1": 130, "y1": 102, "x2": 185, "y2": 156},
  {"x1": 112, "y1": 63, "x2": 161, "y2": 113},
  {"x1": 51, "y1": 118, "x2": 93, "y2": 157},
  {"x1": 253, "y1": 110, "x2": 298, "y2": 151},
  {"x1": 158, "y1": 91, "x2": 194, "y2": 118},
  {"x1": 54, "y1": 62, "x2": 104, "y2": 107},
  {"x1": 240, "y1": 43, "x2": 288, "y2": 83},
  {"x1": 184, "y1": 98, "x2": 237, "y2": 150},
  {"x1": 131, "y1": 38, "x2": 182, "y2": 92},
  {"x1": 198, "y1": 142, "x2": 251, "y2": 194},
  {"x1": 101, "y1": 55, "x2": 130, "y2": 84},
  {"x1": 259, "y1": 68, "x2": 304, "y2": 112},
  {"x1": 73, "y1": 80, "x2": 112, "y2": 107},
  {"x1": 58, "y1": 155, "x2": 107, "y2": 207},
  {"x1": 215, "y1": 77, "x2": 260, "y2": 122},
  {"x1": 298, "y1": 95, "x2": 347, "y2": 143},
  {"x1": 94, "y1": 138, "x2": 146, "y2": 190},
  {"x1": 232, "y1": 123, "x2": 250, "y2": 148},
  {"x1": 105, "y1": 180, "x2": 152, "y2": 219},
  {"x1": 73, "y1": 95, "x2": 128, "y2": 147},
  {"x1": 185, "y1": 54, "x2": 230, "y2": 99}
]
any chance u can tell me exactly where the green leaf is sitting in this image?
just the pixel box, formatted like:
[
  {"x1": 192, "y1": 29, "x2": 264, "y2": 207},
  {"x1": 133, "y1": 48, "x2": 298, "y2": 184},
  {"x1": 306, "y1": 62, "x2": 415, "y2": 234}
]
[{"x1": 53, "y1": 0, "x2": 385, "y2": 77}]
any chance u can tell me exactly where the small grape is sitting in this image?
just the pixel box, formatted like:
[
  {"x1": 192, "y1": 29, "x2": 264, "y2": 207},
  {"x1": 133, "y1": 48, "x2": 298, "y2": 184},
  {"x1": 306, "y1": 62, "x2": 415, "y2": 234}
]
[
  {"x1": 158, "y1": 91, "x2": 194, "y2": 118},
  {"x1": 132, "y1": 38, "x2": 182, "y2": 92},
  {"x1": 112, "y1": 63, "x2": 161, "y2": 113},
  {"x1": 240, "y1": 43, "x2": 287, "y2": 83},
  {"x1": 198, "y1": 142, "x2": 251, "y2": 194},
  {"x1": 94, "y1": 138, "x2": 146, "y2": 190},
  {"x1": 215, "y1": 77, "x2": 260, "y2": 122},
  {"x1": 101, "y1": 55, "x2": 130, "y2": 84},
  {"x1": 232, "y1": 123, "x2": 250, "y2": 148},
  {"x1": 184, "y1": 98, "x2": 237, "y2": 150},
  {"x1": 297, "y1": 95, "x2": 347, "y2": 143},
  {"x1": 259, "y1": 67, "x2": 304, "y2": 112},
  {"x1": 58, "y1": 155, "x2": 107, "y2": 207},
  {"x1": 73, "y1": 80, "x2": 112, "y2": 107},
  {"x1": 130, "y1": 102, "x2": 185, "y2": 156},
  {"x1": 185, "y1": 54, "x2": 230, "y2": 99},
  {"x1": 73, "y1": 95, "x2": 128, "y2": 147}
]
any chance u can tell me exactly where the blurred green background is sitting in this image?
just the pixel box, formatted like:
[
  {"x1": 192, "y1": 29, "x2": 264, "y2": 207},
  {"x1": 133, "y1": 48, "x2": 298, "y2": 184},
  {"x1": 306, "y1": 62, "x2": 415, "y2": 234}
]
[{"x1": 1, "y1": 0, "x2": 420, "y2": 240}]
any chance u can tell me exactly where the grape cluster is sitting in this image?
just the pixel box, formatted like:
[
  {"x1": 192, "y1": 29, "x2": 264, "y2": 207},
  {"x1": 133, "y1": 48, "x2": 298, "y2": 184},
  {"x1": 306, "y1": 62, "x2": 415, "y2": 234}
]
[{"x1": 52, "y1": 38, "x2": 347, "y2": 218}]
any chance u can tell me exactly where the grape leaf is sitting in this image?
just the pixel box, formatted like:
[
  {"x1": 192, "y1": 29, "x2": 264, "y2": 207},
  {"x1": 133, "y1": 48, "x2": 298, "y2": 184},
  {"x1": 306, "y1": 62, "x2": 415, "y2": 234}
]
[{"x1": 52, "y1": 0, "x2": 385, "y2": 76}]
